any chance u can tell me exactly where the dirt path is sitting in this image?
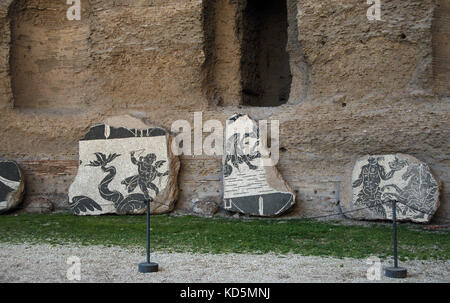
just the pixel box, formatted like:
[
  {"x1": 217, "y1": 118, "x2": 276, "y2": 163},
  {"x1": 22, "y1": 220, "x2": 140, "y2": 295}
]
[{"x1": 0, "y1": 243, "x2": 448, "y2": 283}]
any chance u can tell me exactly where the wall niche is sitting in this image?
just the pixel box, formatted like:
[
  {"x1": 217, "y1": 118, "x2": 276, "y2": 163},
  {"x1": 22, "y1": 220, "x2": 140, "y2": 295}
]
[
  {"x1": 9, "y1": 0, "x2": 91, "y2": 109},
  {"x1": 203, "y1": 0, "x2": 294, "y2": 107}
]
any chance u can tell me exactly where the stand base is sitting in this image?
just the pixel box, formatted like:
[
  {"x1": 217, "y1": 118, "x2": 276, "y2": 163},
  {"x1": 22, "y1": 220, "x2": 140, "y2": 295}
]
[
  {"x1": 138, "y1": 262, "x2": 159, "y2": 273},
  {"x1": 384, "y1": 267, "x2": 407, "y2": 279}
]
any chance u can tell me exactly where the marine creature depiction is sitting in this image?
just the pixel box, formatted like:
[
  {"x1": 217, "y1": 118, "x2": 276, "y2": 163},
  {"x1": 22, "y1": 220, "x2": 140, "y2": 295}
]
[
  {"x1": 69, "y1": 151, "x2": 168, "y2": 215},
  {"x1": 122, "y1": 150, "x2": 169, "y2": 199},
  {"x1": 352, "y1": 156, "x2": 406, "y2": 217},
  {"x1": 223, "y1": 122, "x2": 261, "y2": 178},
  {"x1": 381, "y1": 163, "x2": 438, "y2": 219}
]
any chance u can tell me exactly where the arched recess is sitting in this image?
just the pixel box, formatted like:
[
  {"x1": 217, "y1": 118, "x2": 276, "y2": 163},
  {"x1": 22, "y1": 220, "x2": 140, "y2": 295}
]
[
  {"x1": 240, "y1": 0, "x2": 292, "y2": 107},
  {"x1": 432, "y1": 0, "x2": 450, "y2": 97},
  {"x1": 8, "y1": 0, "x2": 91, "y2": 109},
  {"x1": 203, "y1": 0, "x2": 301, "y2": 107}
]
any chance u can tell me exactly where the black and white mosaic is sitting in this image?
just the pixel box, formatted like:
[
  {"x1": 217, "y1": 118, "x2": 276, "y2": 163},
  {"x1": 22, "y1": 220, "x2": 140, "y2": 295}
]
[
  {"x1": 0, "y1": 160, "x2": 24, "y2": 213},
  {"x1": 342, "y1": 154, "x2": 440, "y2": 223},
  {"x1": 223, "y1": 114, "x2": 295, "y2": 217},
  {"x1": 68, "y1": 124, "x2": 170, "y2": 215}
]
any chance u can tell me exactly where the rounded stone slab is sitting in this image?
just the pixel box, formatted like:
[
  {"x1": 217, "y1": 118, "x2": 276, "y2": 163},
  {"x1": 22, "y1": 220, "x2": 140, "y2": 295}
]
[
  {"x1": 68, "y1": 115, "x2": 180, "y2": 216},
  {"x1": 0, "y1": 160, "x2": 25, "y2": 214},
  {"x1": 222, "y1": 114, "x2": 296, "y2": 217},
  {"x1": 341, "y1": 154, "x2": 440, "y2": 223}
]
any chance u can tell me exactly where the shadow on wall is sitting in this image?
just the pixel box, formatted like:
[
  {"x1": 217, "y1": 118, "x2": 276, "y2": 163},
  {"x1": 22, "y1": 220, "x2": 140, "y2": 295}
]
[
  {"x1": 240, "y1": 0, "x2": 292, "y2": 107},
  {"x1": 7, "y1": 0, "x2": 310, "y2": 109},
  {"x1": 202, "y1": 0, "x2": 309, "y2": 107}
]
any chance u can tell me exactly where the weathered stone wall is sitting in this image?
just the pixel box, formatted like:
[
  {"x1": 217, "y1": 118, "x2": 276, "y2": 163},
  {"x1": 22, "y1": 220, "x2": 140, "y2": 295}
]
[
  {"x1": 0, "y1": 0, "x2": 448, "y2": 223},
  {"x1": 88, "y1": 0, "x2": 206, "y2": 109},
  {"x1": 297, "y1": 0, "x2": 436, "y2": 100},
  {"x1": 8, "y1": 0, "x2": 91, "y2": 109},
  {"x1": 0, "y1": 0, "x2": 13, "y2": 109},
  {"x1": 433, "y1": 0, "x2": 450, "y2": 97}
]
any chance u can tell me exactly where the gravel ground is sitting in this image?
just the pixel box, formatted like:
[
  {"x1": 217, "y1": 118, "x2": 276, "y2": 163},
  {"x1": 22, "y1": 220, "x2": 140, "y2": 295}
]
[{"x1": 0, "y1": 243, "x2": 448, "y2": 283}]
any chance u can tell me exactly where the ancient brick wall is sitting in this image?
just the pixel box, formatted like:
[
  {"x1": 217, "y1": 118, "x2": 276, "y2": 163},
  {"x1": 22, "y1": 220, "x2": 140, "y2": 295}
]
[
  {"x1": 0, "y1": 0, "x2": 448, "y2": 222},
  {"x1": 7, "y1": 0, "x2": 91, "y2": 109},
  {"x1": 0, "y1": 0, "x2": 13, "y2": 109}
]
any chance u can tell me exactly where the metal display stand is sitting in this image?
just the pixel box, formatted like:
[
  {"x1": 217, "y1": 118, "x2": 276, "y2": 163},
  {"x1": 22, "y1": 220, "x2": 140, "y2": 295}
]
[
  {"x1": 138, "y1": 199, "x2": 159, "y2": 273},
  {"x1": 384, "y1": 200, "x2": 407, "y2": 279}
]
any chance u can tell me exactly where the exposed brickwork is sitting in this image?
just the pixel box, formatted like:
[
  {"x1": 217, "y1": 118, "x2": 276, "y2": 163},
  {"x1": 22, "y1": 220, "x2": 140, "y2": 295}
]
[{"x1": 0, "y1": 0, "x2": 448, "y2": 222}]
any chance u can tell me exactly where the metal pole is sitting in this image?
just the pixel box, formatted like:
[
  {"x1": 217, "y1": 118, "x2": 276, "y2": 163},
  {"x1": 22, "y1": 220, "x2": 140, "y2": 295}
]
[
  {"x1": 384, "y1": 199, "x2": 407, "y2": 279},
  {"x1": 138, "y1": 198, "x2": 159, "y2": 273},
  {"x1": 392, "y1": 200, "x2": 398, "y2": 268},
  {"x1": 146, "y1": 199, "x2": 150, "y2": 264}
]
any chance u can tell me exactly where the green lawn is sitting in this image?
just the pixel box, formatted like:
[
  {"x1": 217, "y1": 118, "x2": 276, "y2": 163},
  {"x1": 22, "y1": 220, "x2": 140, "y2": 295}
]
[{"x1": 0, "y1": 214, "x2": 448, "y2": 260}]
